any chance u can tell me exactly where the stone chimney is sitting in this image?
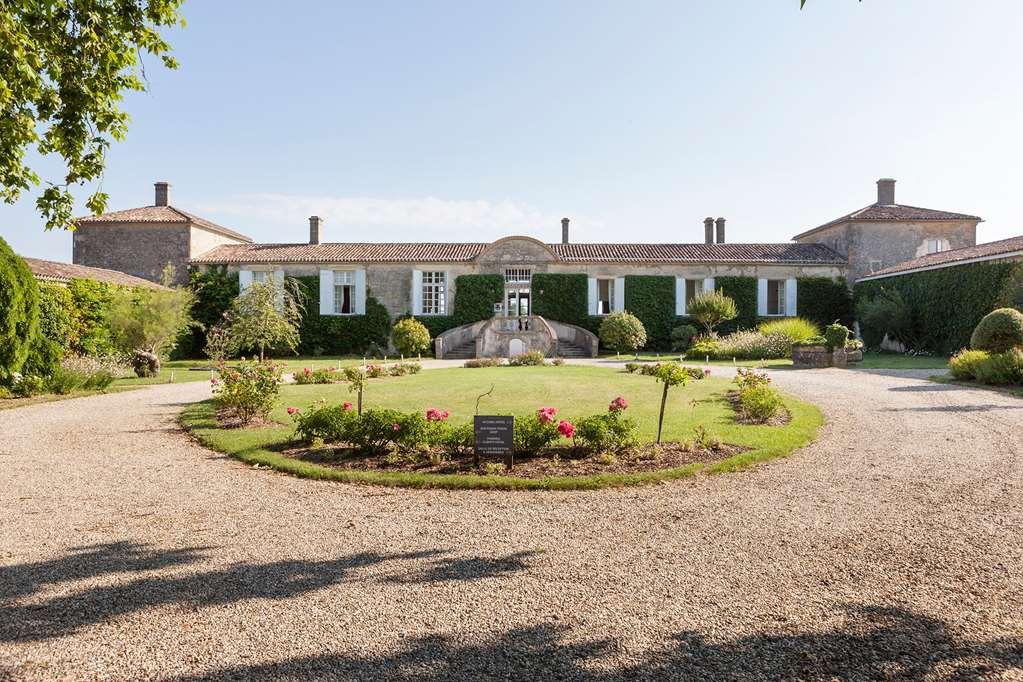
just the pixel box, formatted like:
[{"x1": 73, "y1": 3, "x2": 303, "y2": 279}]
[
  {"x1": 715, "y1": 217, "x2": 726, "y2": 244},
  {"x1": 704, "y1": 217, "x2": 715, "y2": 244},
  {"x1": 877, "y1": 178, "x2": 896, "y2": 205},
  {"x1": 561, "y1": 217, "x2": 570, "y2": 245},
  {"x1": 309, "y1": 215, "x2": 323, "y2": 245},
  {"x1": 154, "y1": 181, "x2": 170, "y2": 206}
]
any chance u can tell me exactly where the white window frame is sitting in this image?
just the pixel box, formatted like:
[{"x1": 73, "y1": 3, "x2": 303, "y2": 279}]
[
  {"x1": 421, "y1": 270, "x2": 448, "y2": 315},
  {"x1": 251, "y1": 270, "x2": 270, "y2": 285},
  {"x1": 766, "y1": 279, "x2": 787, "y2": 317},
  {"x1": 927, "y1": 239, "x2": 944, "y2": 254},
  {"x1": 333, "y1": 270, "x2": 356, "y2": 315},
  {"x1": 596, "y1": 277, "x2": 615, "y2": 316},
  {"x1": 504, "y1": 268, "x2": 531, "y2": 284}
]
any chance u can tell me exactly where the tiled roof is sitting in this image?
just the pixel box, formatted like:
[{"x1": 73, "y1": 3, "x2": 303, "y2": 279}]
[
  {"x1": 23, "y1": 257, "x2": 168, "y2": 289},
  {"x1": 75, "y1": 205, "x2": 253, "y2": 243},
  {"x1": 794, "y1": 203, "x2": 982, "y2": 240},
  {"x1": 858, "y1": 235, "x2": 1023, "y2": 280},
  {"x1": 192, "y1": 241, "x2": 846, "y2": 265}
]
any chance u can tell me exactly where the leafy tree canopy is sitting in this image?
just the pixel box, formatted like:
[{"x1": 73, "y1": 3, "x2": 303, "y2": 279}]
[{"x1": 0, "y1": 1, "x2": 184, "y2": 229}]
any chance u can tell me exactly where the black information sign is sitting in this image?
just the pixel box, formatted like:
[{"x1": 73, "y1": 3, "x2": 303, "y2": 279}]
[{"x1": 474, "y1": 415, "x2": 514, "y2": 469}]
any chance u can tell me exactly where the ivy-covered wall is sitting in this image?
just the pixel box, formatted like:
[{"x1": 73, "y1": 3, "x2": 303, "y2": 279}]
[
  {"x1": 854, "y1": 261, "x2": 1018, "y2": 354},
  {"x1": 714, "y1": 276, "x2": 758, "y2": 333},
  {"x1": 624, "y1": 275, "x2": 676, "y2": 350},
  {"x1": 531, "y1": 273, "x2": 590, "y2": 327},
  {"x1": 797, "y1": 277, "x2": 853, "y2": 328},
  {"x1": 294, "y1": 276, "x2": 391, "y2": 355},
  {"x1": 401, "y1": 274, "x2": 504, "y2": 341}
]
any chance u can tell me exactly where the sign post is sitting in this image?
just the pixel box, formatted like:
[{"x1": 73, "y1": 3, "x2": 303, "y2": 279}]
[{"x1": 474, "y1": 415, "x2": 514, "y2": 470}]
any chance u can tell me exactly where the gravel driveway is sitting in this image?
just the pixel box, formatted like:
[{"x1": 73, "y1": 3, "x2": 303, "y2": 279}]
[{"x1": 1, "y1": 369, "x2": 1022, "y2": 680}]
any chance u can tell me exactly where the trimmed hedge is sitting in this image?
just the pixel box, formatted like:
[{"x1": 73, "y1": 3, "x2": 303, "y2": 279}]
[
  {"x1": 532, "y1": 273, "x2": 590, "y2": 327},
  {"x1": 714, "y1": 276, "x2": 758, "y2": 333},
  {"x1": 797, "y1": 277, "x2": 853, "y2": 327},
  {"x1": 66, "y1": 278, "x2": 116, "y2": 356},
  {"x1": 854, "y1": 260, "x2": 1017, "y2": 354},
  {"x1": 453, "y1": 274, "x2": 503, "y2": 325},
  {"x1": 624, "y1": 275, "x2": 676, "y2": 350},
  {"x1": 294, "y1": 276, "x2": 391, "y2": 355},
  {"x1": 176, "y1": 267, "x2": 239, "y2": 358},
  {"x1": 0, "y1": 237, "x2": 41, "y2": 381}
]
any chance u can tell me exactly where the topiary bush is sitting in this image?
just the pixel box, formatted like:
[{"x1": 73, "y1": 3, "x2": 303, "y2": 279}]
[
  {"x1": 970, "y1": 308, "x2": 1023, "y2": 353},
  {"x1": 599, "y1": 311, "x2": 647, "y2": 353},
  {"x1": 392, "y1": 317, "x2": 432, "y2": 356},
  {"x1": 0, "y1": 237, "x2": 41, "y2": 383},
  {"x1": 670, "y1": 324, "x2": 699, "y2": 352},
  {"x1": 824, "y1": 322, "x2": 851, "y2": 351},
  {"x1": 624, "y1": 275, "x2": 676, "y2": 349}
]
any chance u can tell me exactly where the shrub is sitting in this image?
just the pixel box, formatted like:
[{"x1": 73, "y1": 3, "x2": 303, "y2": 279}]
[
  {"x1": 294, "y1": 367, "x2": 343, "y2": 385},
  {"x1": 0, "y1": 237, "x2": 41, "y2": 383},
  {"x1": 734, "y1": 367, "x2": 771, "y2": 391},
  {"x1": 972, "y1": 348, "x2": 1023, "y2": 386},
  {"x1": 292, "y1": 400, "x2": 358, "y2": 443},
  {"x1": 670, "y1": 324, "x2": 699, "y2": 352},
  {"x1": 392, "y1": 317, "x2": 432, "y2": 356},
  {"x1": 353, "y1": 408, "x2": 406, "y2": 451},
  {"x1": 10, "y1": 373, "x2": 45, "y2": 397},
  {"x1": 948, "y1": 349, "x2": 990, "y2": 381},
  {"x1": 686, "y1": 338, "x2": 721, "y2": 359},
  {"x1": 508, "y1": 350, "x2": 546, "y2": 366},
  {"x1": 61, "y1": 353, "x2": 133, "y2": 379},
  {"x1": 81, "y1": 370, "x2": 115, "y2": 391},
  {"x1": 365, "y1": 364, "x2": 386, "y2": 378},
  {"x1": 464, "y1": 358, "x2": 503, "y2": 368},
  {"x1": 574, "y1": 399, "x2": 638, "y2": 453},
  {"x1": 687, "y1": 291, "x2": 738, "y2": 334},
  {"x1": 624, "y1": 362, "x2": 642, "y2": 373},
  {"x1": 599, "y1": 312, "x2": 647, "y2": 353},
  {"x1": 45, "y1": 367, "x2": 86, "y2": 395},
  {"x1": 106, "y1": 282, "x2": 194, "y2": 373},
  {"x1": 213, "y1": 360, "x2": 284, "y2": 423},
  {"x1": 856, "y1": 288, "x2": 913, "y2": 349},
  {"x1": 514, "y1": 407, "x2": 562, "y2": 453},
  {"x1": 204, "y1": 323, "x2": 232, "y2": 363},
  {"x1": 737, "y1": 384, "x2": 783, "y2": 423},
  {"x1": 22, "y1": 334, "x2": 62, "y2": 379},
  {"x1": 970, "y1": 308, "x2": 1023, "y2": 353},
  {"x1": 758, "y1": 318, "x2": 820, "y2": 343},
  {"x1": 687, "y1": 331, "x2": 790, "y2": 361},
  {"x1": 440, "y1": 422, "x2": 475, "y2": 452},
  {"x1": 794, "y1": 335, "x2": 828, "y2": 347},
  {"x1": 823, "y1": 322, "x2": 851, "y2": 351}
]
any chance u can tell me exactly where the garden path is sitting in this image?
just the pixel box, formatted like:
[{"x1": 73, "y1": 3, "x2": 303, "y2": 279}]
[{"x1": 1, "y1": 369, "x2": 1021, "y2": 679}]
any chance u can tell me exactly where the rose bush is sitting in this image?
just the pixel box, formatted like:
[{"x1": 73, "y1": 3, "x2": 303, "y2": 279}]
[{"x1": 213, "y1": 360, "x2": 283, "y2": 422}]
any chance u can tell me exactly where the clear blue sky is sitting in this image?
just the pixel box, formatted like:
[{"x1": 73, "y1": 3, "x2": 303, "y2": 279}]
[{"x1": 3, "y1": 0, "x2": 1022, "y2": 261}]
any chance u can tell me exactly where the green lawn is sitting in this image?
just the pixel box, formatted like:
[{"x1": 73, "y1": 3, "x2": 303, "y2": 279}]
[
  {"x1": 112, "y1": 355, "x2": 394, "y2": 387},
  {"x1": 182, "y1": 365, "x2": 822, "y2": 490},
  {"x1": 854, "y1": 352, "x2": 951, "y2": 370}
]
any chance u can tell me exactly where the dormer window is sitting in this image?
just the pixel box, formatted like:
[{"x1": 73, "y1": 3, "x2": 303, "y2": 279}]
[{"x1": 927, "y1": 239, "x2": 945, "y2": 254}]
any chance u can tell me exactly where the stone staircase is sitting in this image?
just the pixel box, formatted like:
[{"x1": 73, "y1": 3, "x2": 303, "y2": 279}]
[
  {"x1": 443, "y1": 340, "x2": 477, "y2": 359},
  {"x1": 556, "y1": 341, "x2": 591, "y2": 358}
]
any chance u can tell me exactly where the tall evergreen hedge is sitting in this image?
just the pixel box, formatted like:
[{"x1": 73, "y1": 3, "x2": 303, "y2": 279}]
[
  {"x1": 453, "y1": 274, "x2": 504, "y2": 325},
  {"x1": 294, "y1": 276, "x2": 391, "y2": 355},
  {"x1": 175, "y1": 267, "x2": 239, "y2": 358},
  {"x1": 624, "y1": 275, "x2": 676, "y2": 350},
  {"x1": 531, "y1": 273, "x2": 590, "y2": 327},
  {"x1": 854, "y1": 261, "x2": 1017, "y2": 354},
  {"x1": 797, "y1": 277, "x2": 853, "y2": 327},
  {"x1": 0, "y1": 237, "x2": 41, "y2": 382},
  {"x1": 714, "y1": 276, "x2": 758, "y2": 332}
]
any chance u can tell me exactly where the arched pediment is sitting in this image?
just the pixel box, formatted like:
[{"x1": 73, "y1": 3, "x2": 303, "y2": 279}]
[{"x1": 475, "y1": 236, "x2": 560, "y2": 264}]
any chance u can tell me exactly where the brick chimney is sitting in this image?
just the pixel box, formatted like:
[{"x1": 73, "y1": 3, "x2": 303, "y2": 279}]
[
  {"x1": 309, "y1": 215, "x2": 323, "y2": 245},
  {"x1": 715, "y1": 217, "x2": 726, "y2": 244},
  {"x1": 561, "y1": 217, "x2": 570, "y2": 244},
  {"x1": 704, "y1": 217, "x2": 714, "y2": 244},
  {"x1": 877, "y1": 178, "x2": 896, "y2": 205},
  {"x1": 154, "y1": 181, "x2": 170, "y2": 206}
]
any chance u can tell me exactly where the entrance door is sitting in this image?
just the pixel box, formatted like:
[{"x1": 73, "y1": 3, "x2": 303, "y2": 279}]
[{"x1": 506, "y1": 288, "x2": 530, "y2": 316}]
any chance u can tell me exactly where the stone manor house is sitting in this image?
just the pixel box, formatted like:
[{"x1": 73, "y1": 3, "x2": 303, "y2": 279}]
[{"x1": 73, "y1": 178, "x2": 986, "y2": 357}]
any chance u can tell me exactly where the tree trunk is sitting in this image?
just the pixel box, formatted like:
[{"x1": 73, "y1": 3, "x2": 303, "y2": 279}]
[
  {"x1": 657, "y1": 382, "x2": 669, "y2": 444},
  {"x1": 357, "y1": 388, "x2": 363, "y2": 416}
]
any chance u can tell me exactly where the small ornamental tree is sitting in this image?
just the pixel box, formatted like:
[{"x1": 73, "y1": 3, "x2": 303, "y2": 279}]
[
  {"x1": 970, "y1": 308, "x2": 1023, "y2": 353},
  {"x1": 0, "y1": 237, "x2": 41, "y2": 383},
  {"x1": 599, "y1": 311, "x2": 647, "y2": 353},
  {"x1": 343, "y1": 366, "x2": 367, "y2": 415},
  {"x1": 107, "y1": 273, "x2": 194, "y2": 376},
  {"x1": 687, "y1": 291, "x2": 738, "y2": 335},
  {"x1": 392, "y1": 317, "x2": 431, "y2": 356},
  {"x1": 652, "y1": 362, "x2": 690, "y2": 444},
  {"x1": 226, "y1": 279, "x2": 303, "y2": 359}
]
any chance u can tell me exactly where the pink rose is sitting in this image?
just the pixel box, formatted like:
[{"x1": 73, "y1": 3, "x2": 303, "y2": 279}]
[
  {"x1": 557, "y1": 420, "x2": 575, "y2": 438},
  {"x1": 609, "y1": 396, "x2": 628, "y2": 412},
  {"x1": 538, "y1": 406, "x2": 558, "y2": 424},
  {"x1": 704, "y1": 369, "x2": 711, "y2": 377},
  {"x1": 303, "y1": 368, "x2": 312, "y2": 374},
  {"x1": 210, "y1": 378, "x2": 219, "y2": 386},
  {"x1": 392, "y1": 423, "x2": 401, "y2": 431},
  {"x1": 342, "y1": 402, "x2": 353, "y2": 411},
  {"x1": 287, "y1": 407, "x2": 299, "y2": 415}
]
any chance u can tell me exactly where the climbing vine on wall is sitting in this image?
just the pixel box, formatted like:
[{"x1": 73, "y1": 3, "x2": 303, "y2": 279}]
[
  {"x1": 796, "y1": 277, "x2": 853, "y2": 328},
  {"x1": 531, "y1": 273, "x2": 590, "y2": 327},
  {"x1": 624, "y1": 275, "x2": 676, "y2": 350}
]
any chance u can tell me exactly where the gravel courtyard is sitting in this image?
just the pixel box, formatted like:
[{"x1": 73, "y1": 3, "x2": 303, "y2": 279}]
[{"x1": 1, "y1": 368, "x2": 1021, "y2": 680}]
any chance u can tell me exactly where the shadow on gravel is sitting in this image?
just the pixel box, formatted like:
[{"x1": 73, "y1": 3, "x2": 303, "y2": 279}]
[
  {"x1": 888, "y1": 383, "x2": 968, "y2": 393},
  {"x1": 886, "y1": 404, "x2": 1023, "y2": 413},
  {"x1": 0, "y1": 542, "x2": 537, "y2": 642},
  {"x1": 172, "y1": 606, "x2": 1023, "y2": 681}
]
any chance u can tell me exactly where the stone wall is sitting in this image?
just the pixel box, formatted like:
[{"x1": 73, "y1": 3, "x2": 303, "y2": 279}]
[
  {"x1": 795, "y1": 220, "x2": 978, "y2": 283},
  {"x1": 74, "y1": 223, "x2": 192, "y2": 285}
]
